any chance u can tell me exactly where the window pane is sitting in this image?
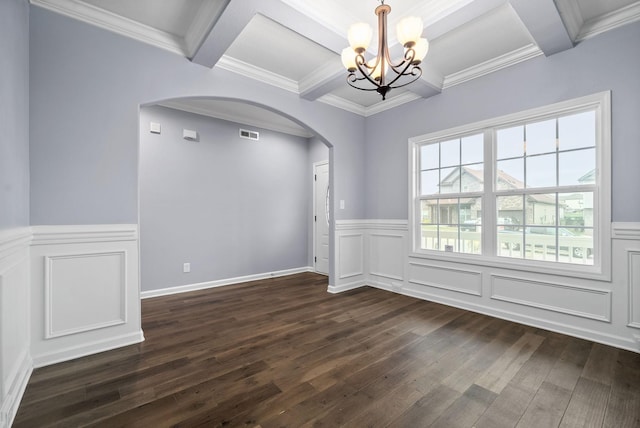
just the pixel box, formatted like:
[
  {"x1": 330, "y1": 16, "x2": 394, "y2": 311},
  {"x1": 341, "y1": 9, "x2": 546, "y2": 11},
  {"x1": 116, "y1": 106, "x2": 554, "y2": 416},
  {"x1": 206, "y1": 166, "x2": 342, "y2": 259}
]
[
  {"x1": 440, "y1": 139, "x2": 460, "y2": 167},
  {"x1": 525, "y1": 227, "x2": 557, "y2": 262},
  {"x1": 526, "y1": 154, "x2": 556, "y2": 188},
  {"x1": 558, "y1": 227, "x2": 594, "y2": 265},
  {"x1": 497, "y1": 195, "x2": 524, "y2": 228},
  {"x1": 420, "y1": 199, "x2": 438, "y2": 224},
  {"x1": 421, "y1": 143, "x2": 439, "y2": 170},
  {"x1": 498, "y1": 229, "x2": 523, "y2": 259},
  {"x1": 558, "y1": 148, "x2": 596, "y2": 186},
  {"x1": 462, "y1": 164, "x2": 483, "y2": 192},
  {"x1": 526, "y1": 193, "x2": 556, "y2": 226},
  {"x1": 526, "y1": 119, "x2": 556, "y2": 155},
  {"x1": 420, "y1": 224, "x2": 438, "y2": 250},
  {"x1": 497, "y1": 158, "x2": 524, "y2": 190},
  {"x1": 438, "y1": 199, "x2": 458, "y2": 224},
  {"x1": 420, "y1": 170, "x2": 439, "y2": 195},
  {"x1": 438, "y1": 224, "x2": 458, "y2": 252},
  {"x1": 440, "y1": 167, "x2": 460, "y2": 194},
  {"x1": 497, "y1": 125, "x2": 524, "y2": 159},
  {"x1": 559, "y1": 111, "x2": 596, "y2": 151},
  {"x1": 461, "y1": 133, "x2": 483, "y2": 164},
  {"x1": 559, "y1": 192, "x2": 594, "y2": 228}
]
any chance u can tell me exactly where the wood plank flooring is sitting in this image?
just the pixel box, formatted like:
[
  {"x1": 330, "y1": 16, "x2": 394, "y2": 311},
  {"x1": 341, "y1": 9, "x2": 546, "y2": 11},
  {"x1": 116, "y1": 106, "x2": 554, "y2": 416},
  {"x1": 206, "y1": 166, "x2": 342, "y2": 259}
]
[{"x1": 13, "y1": 272, "x2": 640, "y2": 427}]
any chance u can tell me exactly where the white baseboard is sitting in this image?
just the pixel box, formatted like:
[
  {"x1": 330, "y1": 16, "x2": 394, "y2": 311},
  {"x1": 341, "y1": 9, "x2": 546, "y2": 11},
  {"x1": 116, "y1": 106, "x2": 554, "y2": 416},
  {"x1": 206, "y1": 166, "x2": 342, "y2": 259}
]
[
  {"x1": 141, "y1": 266, "x2": 314, "y2": 299},
  {"x1": 327, "y1": 279, "x2": 366, "y2": 294},
  {"x1": 33, "y1": 330, "x2": 144, "y2": 369},
  {"x1": 0, "y1": 351, "x2": 32, "y2": 428}
]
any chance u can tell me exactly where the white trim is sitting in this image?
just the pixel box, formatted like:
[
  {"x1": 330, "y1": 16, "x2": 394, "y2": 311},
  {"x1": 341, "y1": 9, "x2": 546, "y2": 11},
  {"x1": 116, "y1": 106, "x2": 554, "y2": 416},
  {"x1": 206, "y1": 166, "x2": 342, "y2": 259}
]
[
  {"x1": 408, "y1": 261, "x2": 483, "y2": 296},
  {"x1": 408, "y1": 91, "x2": 612, "y2": 282},
  {"x1": 629, "y1": 250, "x2": 640, "y2": 329},
  {"x1": 490, "y1": 274, "x2": 612, "y2": 322},
  {"x1": 327, "y1": 280, "x2": 366, "y2": 294},
  {"x1": 44, "y1": 251, "x2": 127, "y2": 338},
  {"x1": 335, "y1": 219, "x2": 408, "y2": 231},
  {"x1": 576, "y1": 2, "x2": 640, "y2": 42},
  {"x1": 317, "y1": 94, "x2": 367, "y2": 116},
  {"x1": 32, "y1": 331, "x2": 144, "y2": 368},
  {"x1": 29, "y1": 0, "x2": 187, "y2": 56},
  {"x1": 215, "y1": 56, "x2": 299, "y2": 94},
  {"x1": 140, "y1": 266, "x2": 313, "y2": 299},
  {"x1": 443, "y1": 44, "x2": 543, "y2": 89},
  {"x1": 0, "y1": 351, "x2": 32, "y2": 428},
  {"x1": 365, "y1": 92, "x2": 423, "y2": 117},
  {"x1": 31, "y1": 224, "x2": 138, "y2": 245},
  {"x1": 0, "y1": 228, "x2": 31, "y2": 261},
  {"x1": 313, "y1": 161, "x2": 330, "y2": 275},
  {"x1": 555, "y1": 0, "x2": 583, "y2": 42},
  {"x1": 612, "y1": 222, "x2": 640, "y2": 240}
]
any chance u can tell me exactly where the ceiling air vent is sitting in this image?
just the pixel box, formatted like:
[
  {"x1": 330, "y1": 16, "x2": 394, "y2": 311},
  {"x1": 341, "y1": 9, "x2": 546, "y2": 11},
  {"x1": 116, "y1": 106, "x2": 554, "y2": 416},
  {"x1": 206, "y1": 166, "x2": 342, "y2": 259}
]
[{"x1": 239, "y1": 129, "x2": 259, "y2": 141}]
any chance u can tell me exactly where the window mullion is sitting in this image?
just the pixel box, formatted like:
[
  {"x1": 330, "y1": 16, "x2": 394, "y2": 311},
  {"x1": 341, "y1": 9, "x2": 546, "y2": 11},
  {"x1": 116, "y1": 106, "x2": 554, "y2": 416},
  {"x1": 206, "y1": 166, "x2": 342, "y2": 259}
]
[{"x1": 483, "y1": 129, "x2": 496, "y2": 256}]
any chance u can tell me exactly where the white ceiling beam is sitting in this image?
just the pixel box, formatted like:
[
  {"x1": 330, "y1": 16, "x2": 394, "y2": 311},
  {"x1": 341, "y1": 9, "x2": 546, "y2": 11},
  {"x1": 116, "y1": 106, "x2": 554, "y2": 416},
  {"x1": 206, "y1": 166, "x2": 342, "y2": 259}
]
[
  {"x1": 424, "y1": 0, "x2": 507, "y2": 40},
  {"x1": 406, "y1": 63, "x2": 443, "y2": 98},
  {"x1": 192, "y1": 0, "x2": 345, "y2": 68},
  {"x1": 509, "y1": 0, "x2": 574, "y2": 56},
  {"x1": 299, "y1": 59, "x2": 346, "y2": 101}
]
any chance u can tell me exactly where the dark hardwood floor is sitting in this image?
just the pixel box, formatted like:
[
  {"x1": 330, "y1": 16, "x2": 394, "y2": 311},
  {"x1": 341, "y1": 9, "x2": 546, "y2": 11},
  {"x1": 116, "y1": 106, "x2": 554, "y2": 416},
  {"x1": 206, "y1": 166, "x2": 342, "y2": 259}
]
[{"x1": 14, "y1": 272, "x2": 640, "y2": 427}]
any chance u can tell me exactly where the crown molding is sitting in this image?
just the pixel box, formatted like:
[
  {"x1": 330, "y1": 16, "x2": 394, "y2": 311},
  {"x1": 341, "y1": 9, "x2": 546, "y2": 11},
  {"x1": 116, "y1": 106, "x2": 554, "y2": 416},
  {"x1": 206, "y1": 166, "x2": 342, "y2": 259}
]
[
  {"x1": 576, "y1": 2, "x2": 640, "y2": 42},
  {"x1": 298, "y1": 58, "x2": 344, "y2": 96},
  {"x1": 365, "y1": 92, "x2": 423, "y2": 117},
  {"x1": 317, "y1": 94, "x2": 367, "y2": 116},
  {"x1": 159, "y1": 100, "x2": 313, "y2": 138},
  {"x1": 216, "y1": 56, "x2": 299, "y2": 94},
  {"x1": 443, "y1": 44, "x2": 543, "y2": 89},
  {"x1": 30, "y1": 0, "x2": 187, "y2": 56}
]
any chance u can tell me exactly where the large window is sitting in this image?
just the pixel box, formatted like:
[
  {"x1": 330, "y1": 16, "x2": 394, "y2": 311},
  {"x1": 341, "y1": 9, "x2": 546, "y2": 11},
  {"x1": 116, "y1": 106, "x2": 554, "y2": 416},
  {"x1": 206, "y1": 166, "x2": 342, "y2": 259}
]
[{"x1": 411, "y1": 92, "x2": 610, "y2": 275}]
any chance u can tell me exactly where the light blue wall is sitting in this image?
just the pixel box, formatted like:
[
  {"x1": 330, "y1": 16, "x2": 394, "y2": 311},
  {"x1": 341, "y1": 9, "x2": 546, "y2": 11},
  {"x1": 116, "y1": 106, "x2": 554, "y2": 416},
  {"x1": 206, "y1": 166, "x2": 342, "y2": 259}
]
[
  {"x1": 29, "y1": 7, "x2": 366, "y2": 226},
  {"x1": 139, "y1": 105, "x2": 315, "y2": 291},
  {"x1": 364, "y1": 21, "x2": 640, "y2": 222},
  {"x1": 0, "y1": 0, "x2": 30, "y2": 231}
]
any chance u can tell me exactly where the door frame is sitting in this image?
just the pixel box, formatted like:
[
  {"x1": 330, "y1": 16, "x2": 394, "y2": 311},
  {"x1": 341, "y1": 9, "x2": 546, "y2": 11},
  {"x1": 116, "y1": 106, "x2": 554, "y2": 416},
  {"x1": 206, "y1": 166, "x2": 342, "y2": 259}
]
[{"x1": 312, "y1": 160, "x2": 329, "y2": 275}]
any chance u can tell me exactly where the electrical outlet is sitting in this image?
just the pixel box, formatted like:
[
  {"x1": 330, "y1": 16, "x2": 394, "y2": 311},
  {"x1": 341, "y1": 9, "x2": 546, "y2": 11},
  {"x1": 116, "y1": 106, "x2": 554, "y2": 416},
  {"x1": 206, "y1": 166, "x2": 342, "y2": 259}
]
[{"x1": 183, "y1": 263, "x2": 191, "y2": 273}]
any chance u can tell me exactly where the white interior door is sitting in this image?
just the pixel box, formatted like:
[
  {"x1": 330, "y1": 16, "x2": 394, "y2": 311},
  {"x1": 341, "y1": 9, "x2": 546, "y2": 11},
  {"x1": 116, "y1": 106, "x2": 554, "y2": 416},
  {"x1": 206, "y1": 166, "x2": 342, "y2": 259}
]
[{"x1": 314, "y1": 162, "x2": 329, "y2": 275}]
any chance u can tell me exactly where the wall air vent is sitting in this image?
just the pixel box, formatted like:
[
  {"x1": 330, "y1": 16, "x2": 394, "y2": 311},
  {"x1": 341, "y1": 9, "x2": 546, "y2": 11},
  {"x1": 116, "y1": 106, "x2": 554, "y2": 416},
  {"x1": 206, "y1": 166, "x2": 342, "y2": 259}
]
[{"x1": 239, "y1": 129, "x2": 259, "y2": 141}]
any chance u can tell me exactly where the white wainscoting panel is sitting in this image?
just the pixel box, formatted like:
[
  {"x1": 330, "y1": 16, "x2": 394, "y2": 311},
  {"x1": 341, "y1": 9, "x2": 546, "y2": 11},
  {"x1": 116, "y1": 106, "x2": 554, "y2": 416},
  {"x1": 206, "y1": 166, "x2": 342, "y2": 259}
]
[
  {"x1": 628, "y1": 251, "x2": 640, "y2": 329},
  {"x1": 45, "y1": 251, "x2": 126, "y2": 338},
  {"x1": 490, "y1": 275, "x2": 611, "y2": 322},
  {"x1": 338, "y1": 234, "x2": 364, "y2": 279},
  {"x1": 369, "y1": 234, "x2": 404, "y2": 281},
  {"x1": 0, "y1": 228, "x2": 32, "y2": 427},
  {"x1": 31, "y1": 225, "x2": 143, "y2": 368},
  {"x1": 409, "y1": 262, "x2": 483, "y2": 296}
]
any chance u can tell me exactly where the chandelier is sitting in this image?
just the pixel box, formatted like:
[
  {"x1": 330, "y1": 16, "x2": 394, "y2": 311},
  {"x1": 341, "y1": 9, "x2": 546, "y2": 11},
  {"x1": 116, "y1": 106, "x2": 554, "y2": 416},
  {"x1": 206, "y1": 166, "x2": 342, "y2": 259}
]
[{"x1": 341, "y1": 1, "x2": 429, "y2": 100}]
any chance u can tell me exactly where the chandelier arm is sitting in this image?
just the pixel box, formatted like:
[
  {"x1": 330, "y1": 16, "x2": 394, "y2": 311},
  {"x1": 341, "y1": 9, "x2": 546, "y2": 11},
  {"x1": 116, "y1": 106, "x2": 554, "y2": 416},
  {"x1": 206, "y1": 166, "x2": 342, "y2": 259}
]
[
  {"x1": 346, "y1": 73, "x2": 382, "y2": 91},
  {"x1": 388, "y1": 66, "x2": 423, "y2": 89},
  {"x1": 354, "y1": 54, "x2": 384, "y2": 90},
  {"x1": 385, "y1": 48, "x2": 419, "y2": 88}
]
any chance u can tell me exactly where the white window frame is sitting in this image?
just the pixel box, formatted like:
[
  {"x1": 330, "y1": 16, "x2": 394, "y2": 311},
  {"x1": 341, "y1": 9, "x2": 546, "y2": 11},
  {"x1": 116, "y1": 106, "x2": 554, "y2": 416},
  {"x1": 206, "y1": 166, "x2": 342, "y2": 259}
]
[{"x1": 408, "y1": 92, "x2": 611, "y2": 281}]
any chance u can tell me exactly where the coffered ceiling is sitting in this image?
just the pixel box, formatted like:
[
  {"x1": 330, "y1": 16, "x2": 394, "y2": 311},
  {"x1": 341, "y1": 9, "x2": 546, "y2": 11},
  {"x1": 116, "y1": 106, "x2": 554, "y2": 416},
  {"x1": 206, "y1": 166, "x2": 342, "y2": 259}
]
[{"x1": 30, "y1": 0, "x2": 640, "y2": 134}]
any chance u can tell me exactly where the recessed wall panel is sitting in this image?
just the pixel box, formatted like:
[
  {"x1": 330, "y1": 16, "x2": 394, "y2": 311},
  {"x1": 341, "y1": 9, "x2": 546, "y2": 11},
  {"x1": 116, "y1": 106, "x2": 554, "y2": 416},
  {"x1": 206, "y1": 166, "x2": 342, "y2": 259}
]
[
  {"x1": 491, "y1": 275, "x2": 611, "y2": 321},
  {"x1": 45, "y1": 251, "x2": 126, "y2": 338},
  {"x1": 408, "y1": 262, "x2": 482, "y2": 296}
]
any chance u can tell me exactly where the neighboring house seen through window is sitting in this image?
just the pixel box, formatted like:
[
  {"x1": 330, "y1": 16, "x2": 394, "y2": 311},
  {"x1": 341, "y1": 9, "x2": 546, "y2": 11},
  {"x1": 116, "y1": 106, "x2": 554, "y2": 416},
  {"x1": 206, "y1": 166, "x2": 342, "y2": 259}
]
[{"x1": 410, "y1": 92, "x2": 611, "y2": 276}]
